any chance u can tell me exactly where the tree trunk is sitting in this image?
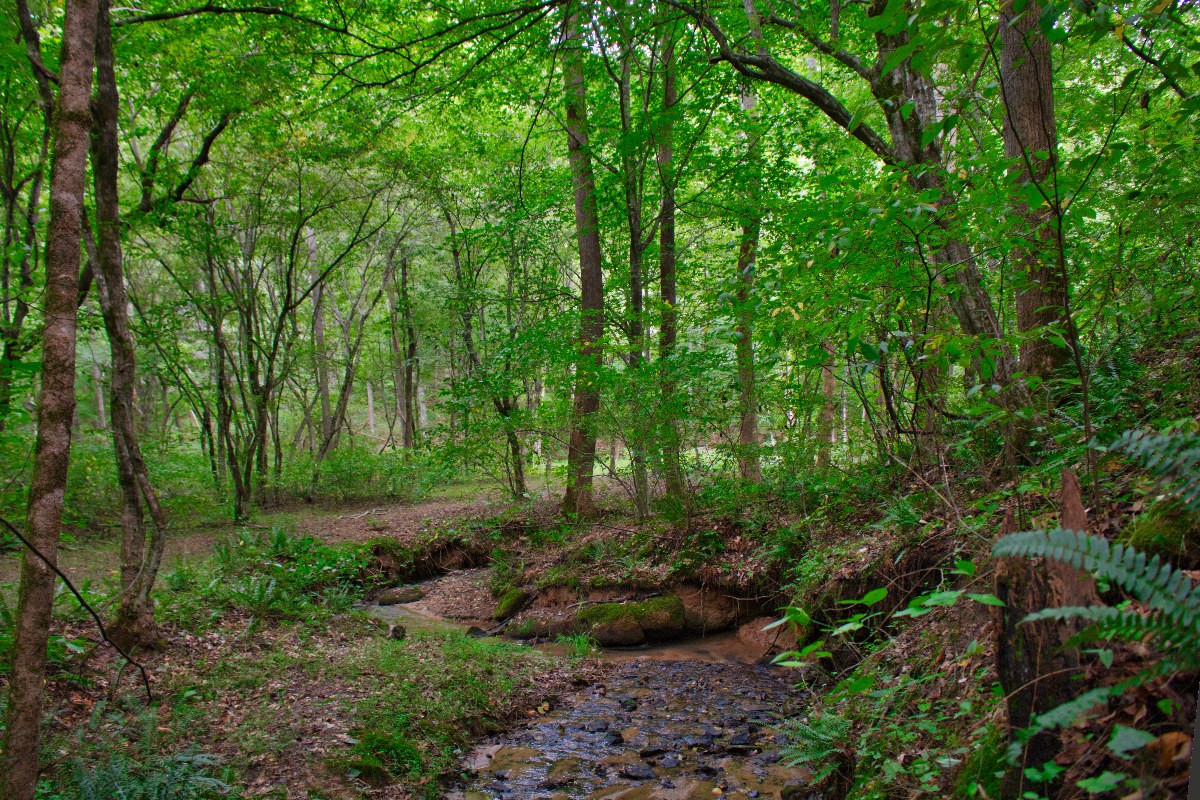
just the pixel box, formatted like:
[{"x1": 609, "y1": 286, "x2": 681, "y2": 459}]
[
  {"x1": 309, "y1": 228, "x2": 332, "y2": 445},
  {"x1": 735, "y1": 78, "x2": 761, "y2": 483},
  {"x1": 817, "y1": 342, "x2": 836, "y2": 468},
  {"x1": 994, "y1": 469, "x2": 1101, "y2": 799},
  {"x1": 560, "y1": 3, "x2": 605, "y2": 518},
  {"x1": 90, "y1": 0, "x2": 169, "y2": 650},
  {"x1": 617, "y1": 39, "x2": 650, "y2": 520},
  {"x1": 999, "y1": 0, "x2": 1069, "y2": 386},
  {"x1": 1, "y1": 0, "x2": 96, "y2": 794},
  {"x1": 656, "y1": 17, "x2": 687, "y2": 505},
  {"x1": 400, "y1": 251, "x2": 417, "y2": 449}
]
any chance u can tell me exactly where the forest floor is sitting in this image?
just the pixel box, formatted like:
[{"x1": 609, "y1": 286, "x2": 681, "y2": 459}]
[{"x1": 9, "y1": 467, "x2": 1197, "y2": 799}]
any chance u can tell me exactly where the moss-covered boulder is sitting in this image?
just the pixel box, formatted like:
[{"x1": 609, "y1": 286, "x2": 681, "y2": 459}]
[
  {"x1": 377, "y1": 585, "x2": 425, "y2": 605},
  {"x1": 1120, "y1": 498, "x2": 1200, "y2": 567},
  {"x1": 576, "y1": 596, "x2": 687, "y2": 646},
  {"x1": 493, "y1": 587, "x2": 530, "y2": 620}
]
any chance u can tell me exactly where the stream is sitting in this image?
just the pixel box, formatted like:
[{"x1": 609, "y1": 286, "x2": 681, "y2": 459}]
[{"x1": 370, "y1": 573, "x2": 814, "y2": 800}]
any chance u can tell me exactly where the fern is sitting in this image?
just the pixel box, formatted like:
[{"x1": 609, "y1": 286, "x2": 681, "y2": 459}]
[
  {"x1": 1107, "y1": 428, "x2": 1200, "y2": 511},
  {"x1": 993, "y1": 524, "x2": 1199, "y2": 764},
  {"x1": 992, "y1": 528, "x2": 1200, "y2": 629},
  {"x1": 781, "y1": 714, "x2": 853, "y2": 782}
]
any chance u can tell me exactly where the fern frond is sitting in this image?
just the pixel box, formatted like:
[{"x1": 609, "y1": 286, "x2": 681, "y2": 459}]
[
  {"x1": 1109, "y1": 429, "x2": 1200, "y2": 511},
  {"x1": 1021, "y1": 606, "x2": 1200, "y2": 655},
  {"x1": 993, "y1": 529, "x2": 1200, "y2": 622}
]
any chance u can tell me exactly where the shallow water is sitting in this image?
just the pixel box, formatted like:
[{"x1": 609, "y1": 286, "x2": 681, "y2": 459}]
[
  {"x1": 367, "y1": 588, "x2": 811, "y2": 800},
  {"x1": 452, "y1": 659, "x2": 809, "y2": 800}
]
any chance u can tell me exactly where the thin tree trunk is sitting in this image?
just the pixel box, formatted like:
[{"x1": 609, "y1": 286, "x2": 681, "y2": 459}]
[
  {"x1": 616, "y1": 38, "x2": 650, "y2": 520},
  {"x1": 1, "y1": 0, "x2": 96, "y2": 794},
  {"x1": 90, "y1": 0, "x2": 169, "y2": 649},
  {"x1": 735, "y1": 70, "x2": 762, "y2": 482},
  {"x1": 400, "y1": 252, "x2": 417, "y2": 449},
  {"x1": 560, "y1": 3, "x2": 604, "y2": 517},
  {"x1": 817, "y1": 342, "x2": 836, "y2": 468},
  {"x1": 656, "y1": 17, "x2": 687, "y2": 504},
  {"x1": 309, "y1": 228, "x2": 332, "y2": 445},
  {"x1": 91, "y1": 359, "x2": 107, "y2": 428}
]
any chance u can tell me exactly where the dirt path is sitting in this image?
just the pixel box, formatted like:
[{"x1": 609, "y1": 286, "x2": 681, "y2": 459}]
[{"x1": 0, "y1": 495, "x2": 496, "y2": 587}]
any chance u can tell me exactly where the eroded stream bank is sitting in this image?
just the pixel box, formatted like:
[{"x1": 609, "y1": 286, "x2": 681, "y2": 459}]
[{"x1": 369, "y1": 569, "x2": 813, "y2": 800}]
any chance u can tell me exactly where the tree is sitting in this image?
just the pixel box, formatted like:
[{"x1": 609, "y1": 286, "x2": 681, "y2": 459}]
[
  {"x1": 560, "y1": 1, "x2": 606, "y2": 517},
  {"x1": 1, "y1": 0, "x2": 98, "y2": 795}
]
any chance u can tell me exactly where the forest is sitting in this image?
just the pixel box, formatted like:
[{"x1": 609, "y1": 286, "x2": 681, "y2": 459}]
[{"x1": 0, "y1": 0, "x2": 1198, "y2": 798}]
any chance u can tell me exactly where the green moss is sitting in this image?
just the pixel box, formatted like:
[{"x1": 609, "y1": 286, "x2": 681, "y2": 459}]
[
  {"x1": 494, "y1": 588, "x2": 529, "y2": 620},
  {"x1": 577, "y1": 596, "x2": 685, "y2": 629},
  {"x1": 1119, "y1": 498, "x2": 1200, "y2": 566}
]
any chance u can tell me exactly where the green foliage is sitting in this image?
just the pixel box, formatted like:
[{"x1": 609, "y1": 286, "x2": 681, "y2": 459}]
[
  {"x1": 1106, "y1": 428, "x2": 1200, "y2": 511},
  {"x1": 160, "y1": 527, "x2": 374, "y2": 627},
  {"x1": 992, "y1": 527, "x2": 1198, "y2": 762},
  {"x1": 554, "y1": 631, "x2": 599, "y2": 660},
  {"x1": 992, "y1": 528, "x2": 1200, "y2": 666},
  {"x1": 56, "y1": 753, "x2": 231, "y2": 800}
]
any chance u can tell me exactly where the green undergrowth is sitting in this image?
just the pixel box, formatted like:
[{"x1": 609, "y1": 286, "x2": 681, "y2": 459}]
[
  {"x1": 158, "y1": 526, "x2": 379, "y2": 631},
  {"x1": 331, "y1": 631, "x2": 557, "y2": 795}
]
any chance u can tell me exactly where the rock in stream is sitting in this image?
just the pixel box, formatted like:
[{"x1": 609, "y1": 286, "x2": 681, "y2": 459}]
[{"x1": 453, "y1": 659, "x2": 811, "y2": 800}]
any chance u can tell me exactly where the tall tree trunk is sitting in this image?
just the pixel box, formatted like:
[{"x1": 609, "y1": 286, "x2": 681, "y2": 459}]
[
  {"x1": 655, "y1": 17, "x2": 687, "y2": 504},
  {"x1": 999, "y1": 0, "x2": 1070, "y2": 387},
  {"x1": 734, "y1": 72, "x2": 762, "y2": 482},
  {"x1": 400, "y1": 251, "x2": 417, "y2": 449},
  {"x1": 309, "y1": 228, "x2": 332, "y2": 445},
  {"x1": 560, "y1": 3, "x2": 605, "y2": 517},
  {"x1": 91, "y1": 359, "x2": 107, "y2": 428},
  {"x1": 1, "y1": 0, "x2": 96, "y2": 795},
  {"x1": 90, "y1": 0, "x2": 169, "y2": 649},
  {"x1": 617, "y1": 40, "x2": 650, "y2": 520}
]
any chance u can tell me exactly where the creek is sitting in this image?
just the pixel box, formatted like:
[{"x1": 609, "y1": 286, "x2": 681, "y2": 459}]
[{"x1": 370, "y1": 571, "x2": 813, "y2": 800}]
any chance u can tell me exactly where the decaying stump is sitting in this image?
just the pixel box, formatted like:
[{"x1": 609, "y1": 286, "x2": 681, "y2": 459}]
[{"x1": 994, "y1": 468, "x2": 1101, "y2": 798}]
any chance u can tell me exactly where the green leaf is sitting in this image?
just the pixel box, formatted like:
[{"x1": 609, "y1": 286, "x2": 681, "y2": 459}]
[
  {"x1": 968, "y1": 593, "x2": 1005, "y2": 607},
  {"x1": 1076, "y1": 771, "x2": 1126, "y2": 793},
  {"x1": 1106, "y1": 725, "x2": 1155, "y2": 758},
  {"x1": 860, "y1": 587, "x2": 888, "y2": 606}
]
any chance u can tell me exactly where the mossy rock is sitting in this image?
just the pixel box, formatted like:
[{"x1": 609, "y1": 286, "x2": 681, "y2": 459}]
[
  {"x1": 494, "y1": 587, "x2": 530, "y2": 621},
  {"x1": 1119, "y1": 498, "x2": 1200, "y2": 567},
  {"x1": 576, "y1": 596, "x2": 686, "y2": 645}
]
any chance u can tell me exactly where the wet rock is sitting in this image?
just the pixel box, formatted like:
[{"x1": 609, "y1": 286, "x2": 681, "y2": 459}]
[
  {"x1": 737, "y1": 615, "x2": 799, "y2": 652},
  {"x1": 677, "y1": 586, "x2": 741, "y2": 632},
  {"x1": 620, "y1": 698, "x2": 638, "y2": 711},
  {"x1": 620, "y1": 763, "x2": 655, "y2": 780},
  {"x1": 588, "y1": 613, "x2": 645, "y2": 646},
  {"x1": 577, "y1": 596, "x2": 687, "y2": 645},
  {"x1": 583, "y1": 720, "x2": 610, "y2": 732},
  {"x1": 541, "y1": 756, "x2": 583, "y2": 788},
  {"x1": 660, "y1": 754, "x2": 681, "y2": 768},
  {"x1": 376, "y1": 585, "x2": 424, "y2": 605}
]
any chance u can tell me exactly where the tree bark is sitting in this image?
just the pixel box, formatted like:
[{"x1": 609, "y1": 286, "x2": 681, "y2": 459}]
[
  {"x1": 994, "y1": 469, "x2": 1101, "y2": 799},
  {"x1": 616, "y1": 36, "x2": 650, "y2": 520},
  {"x1": 1, "y1": 0, "x2": 97, "y2": 794},
  {"x1": 90, "y1": 0, "x2": 170, "y2": 649},
  {"x1": 735, "y1": 70, "x2": 762, "y2": 482},
  {"x1": 817, "y1": 342, "x2": 836, "y2": 468},
  {"x1": 999, "y1": 0, "x2": 1069, "y2": 385},
  {"x1": 655, "y1": 17, "x2": 687, "y2": 505},
  {"x1": 560, "y1": 2, "x2": 605, "y2": 517}
]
